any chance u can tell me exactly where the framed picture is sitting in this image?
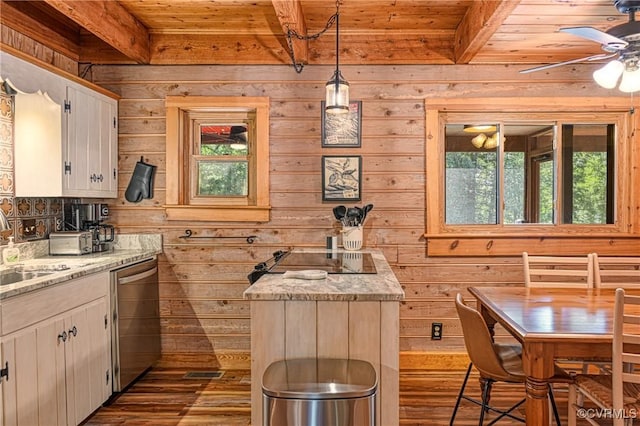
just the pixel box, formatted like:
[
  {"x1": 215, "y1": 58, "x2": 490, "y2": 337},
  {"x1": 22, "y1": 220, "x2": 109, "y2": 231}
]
[
  {"x1": 322, "y1": 155, "x2": 362, "y2": 201},
  {"x1": 321, "y1": 100, "x2": 362, "y2": 147}
]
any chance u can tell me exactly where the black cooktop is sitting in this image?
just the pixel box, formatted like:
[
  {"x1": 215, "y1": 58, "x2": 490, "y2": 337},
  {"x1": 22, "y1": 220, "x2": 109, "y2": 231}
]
[
  {"x1": 270, "y1": 252, "x2": 377, "y2": 274},
  {"x1": 248, "y1": 250, "x2": 377, "y2": 284}
]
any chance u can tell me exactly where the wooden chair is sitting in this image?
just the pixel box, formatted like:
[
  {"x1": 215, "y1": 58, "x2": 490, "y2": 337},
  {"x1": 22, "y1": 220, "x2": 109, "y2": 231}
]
[
  {"x1": 524, "y1": 252, "x2": 608, "y2": 374},
  {"x1": 593, "y1": 255, "x2": 640, "y2": 289},
  {"x1": 568, "y1": 288, "x2": 640, "y2": 426},
  {"x1": 451, "y1": 294, "x2": 570, "y2": 425},
  {"x1": 523, "y1": 252, "x2": 595, "y2": 288}
]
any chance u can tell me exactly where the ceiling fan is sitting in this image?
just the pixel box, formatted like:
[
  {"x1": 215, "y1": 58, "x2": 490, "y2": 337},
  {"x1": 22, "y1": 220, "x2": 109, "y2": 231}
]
[{"x1": 521, "y1": 0, "x2": 640, "y2": 92}]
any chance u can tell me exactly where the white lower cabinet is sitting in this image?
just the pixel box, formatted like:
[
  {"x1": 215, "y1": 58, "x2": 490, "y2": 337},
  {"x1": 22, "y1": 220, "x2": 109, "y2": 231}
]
[{"x1": 0, "y1": 272, "x2": 111, "y2": 426}]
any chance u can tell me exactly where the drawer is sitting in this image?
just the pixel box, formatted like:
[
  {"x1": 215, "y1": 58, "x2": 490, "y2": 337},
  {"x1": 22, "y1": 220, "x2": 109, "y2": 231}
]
[{"x1": 1, "y1": 271, "x2": 109, "y2": 335}]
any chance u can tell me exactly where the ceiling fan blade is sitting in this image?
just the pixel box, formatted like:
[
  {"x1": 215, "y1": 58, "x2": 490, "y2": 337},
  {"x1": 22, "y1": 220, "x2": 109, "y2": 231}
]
[
  {"x1": 560, "y1": 27, "x2": 628, "y2": 49},
  {"x1": 519, "y1": 53, "x2": 619, "y2": 74}
]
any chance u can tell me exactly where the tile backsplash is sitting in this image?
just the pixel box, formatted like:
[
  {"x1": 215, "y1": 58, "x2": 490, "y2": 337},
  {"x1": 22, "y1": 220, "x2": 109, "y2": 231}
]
[{"x1": 0, "y1": 86, "x2": 63, "y2": 243}]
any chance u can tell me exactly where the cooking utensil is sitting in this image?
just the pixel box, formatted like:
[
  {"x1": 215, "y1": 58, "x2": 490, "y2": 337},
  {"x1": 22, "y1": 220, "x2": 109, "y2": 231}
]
[
  {"x1": 333, "y1": 205, "x2": 346, "y2": 221},
  {"x1": 362, "y1": 204, "x2": 373, "y2": 224},
  {"x1": 346, "y1": 207, "x2": 360, "y2": 226}
]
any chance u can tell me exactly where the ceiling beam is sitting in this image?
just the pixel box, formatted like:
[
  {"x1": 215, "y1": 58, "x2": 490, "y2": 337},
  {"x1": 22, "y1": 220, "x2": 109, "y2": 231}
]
[
  {"x1": 454, "y1": 0, "x2": 521, "y2": 64},
  {"x1": 272, "y1": 0, "x2": 308, "y2": 67},
  {"x1": 0, "y1": 0, "x2": 80, "y2": 61},
  {"x1": 42, "y1": 0, "x2": 150, "y2": 64}
]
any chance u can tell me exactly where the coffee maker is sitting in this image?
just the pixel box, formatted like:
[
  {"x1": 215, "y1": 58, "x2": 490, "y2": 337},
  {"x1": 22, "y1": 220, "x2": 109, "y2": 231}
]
[{"x1": 64, "y1": 203, "x2": 115, "y2": 252}]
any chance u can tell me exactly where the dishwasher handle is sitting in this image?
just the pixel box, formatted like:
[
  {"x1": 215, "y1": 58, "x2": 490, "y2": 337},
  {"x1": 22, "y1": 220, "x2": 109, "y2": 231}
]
[{"x1": 118, "y1": 267, "x2": 158, "y2": 285}]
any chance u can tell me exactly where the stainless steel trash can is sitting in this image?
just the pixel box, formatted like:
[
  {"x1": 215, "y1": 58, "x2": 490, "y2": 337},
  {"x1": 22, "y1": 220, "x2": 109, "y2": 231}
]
[{"x1": 262, "y1": 358, "x2": 377, "y2": 426}]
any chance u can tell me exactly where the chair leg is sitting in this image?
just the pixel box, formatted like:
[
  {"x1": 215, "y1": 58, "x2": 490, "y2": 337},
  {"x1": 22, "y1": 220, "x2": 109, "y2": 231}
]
[
  {"x1": 567, "y1": 384, "x2": 577, "y2": 426},
  {"x1": 450, "y1": 363, "x2": 473, "y2": 426},
  {"x1": 548, "y1": 384, "x2": 562, "y2": 426}
]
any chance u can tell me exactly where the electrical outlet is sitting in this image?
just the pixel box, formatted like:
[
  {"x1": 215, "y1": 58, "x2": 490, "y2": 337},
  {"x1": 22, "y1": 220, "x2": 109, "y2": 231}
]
[
  {"x1": 431, "y1": 322, "x2": 443, "y2": 340},
  {"x1": 23, "y1": 219, "x2": 36, "y2": 238}
]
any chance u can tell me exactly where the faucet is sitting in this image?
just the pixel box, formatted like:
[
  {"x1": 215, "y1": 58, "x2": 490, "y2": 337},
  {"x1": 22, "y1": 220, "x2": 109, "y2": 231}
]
[{"x1": 0, "y1": 209, "x2": 10, "y2": 232}]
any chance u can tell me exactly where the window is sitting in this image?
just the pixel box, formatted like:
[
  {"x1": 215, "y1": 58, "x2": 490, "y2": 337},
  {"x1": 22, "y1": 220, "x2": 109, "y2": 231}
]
[
  {"x1": 165, "y1": 97, "x2": 270, "y2": 222},
  {"x1": 425, "y1": 97, "x2": 637, "y2": 256},
  {"x1": 444, "y1": 121, "x2": 614, "y2": 226}
]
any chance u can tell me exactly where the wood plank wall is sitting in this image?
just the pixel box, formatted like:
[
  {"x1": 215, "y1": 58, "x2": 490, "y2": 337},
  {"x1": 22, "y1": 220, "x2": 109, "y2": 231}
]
[
  {"x1": 3, "y1": 18, "x2": 632, "y2": 370},
  {"x1": 86, "y1": 62, "x2": 630, "y2": 370}
]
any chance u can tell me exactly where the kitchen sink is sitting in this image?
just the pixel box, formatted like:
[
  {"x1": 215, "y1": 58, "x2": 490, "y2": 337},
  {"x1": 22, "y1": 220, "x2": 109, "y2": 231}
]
[
  {"x1": 0, "y1": 265, "x2": 70, "y2": 286},
  {"x1": 1, "y1": 270, "x2": 54, "y2": 285}
]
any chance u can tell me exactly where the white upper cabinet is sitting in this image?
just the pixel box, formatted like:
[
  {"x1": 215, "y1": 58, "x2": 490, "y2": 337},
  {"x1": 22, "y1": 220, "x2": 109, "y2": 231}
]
[
  {"x1": 63, "y1": 86, "x2": 118, "y2": 197},
  {"x1": 1, "y1": 51, "x2": 118, "y2": 198}
]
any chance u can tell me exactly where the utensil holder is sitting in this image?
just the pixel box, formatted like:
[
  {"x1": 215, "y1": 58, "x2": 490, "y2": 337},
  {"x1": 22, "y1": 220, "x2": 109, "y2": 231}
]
[{"x1": 341, "y1": 226, "x2": 363, "y2": 251}]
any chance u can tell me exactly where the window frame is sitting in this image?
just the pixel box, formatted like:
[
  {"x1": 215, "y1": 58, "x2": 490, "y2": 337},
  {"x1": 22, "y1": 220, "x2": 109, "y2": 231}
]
[
  {"x1": 165, "y1": 96, "x2": 270, "y2": 222},
  {"x1": 424, "y1": 97, "x2": 639, "y2": 256}
]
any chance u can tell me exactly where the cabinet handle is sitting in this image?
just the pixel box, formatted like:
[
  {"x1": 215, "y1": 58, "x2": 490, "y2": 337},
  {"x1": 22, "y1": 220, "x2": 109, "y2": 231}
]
[
  {"x1": 0, "y1": 361, "x2": 9, "y2": 382},
  {"x1": 68, "y1": 325, "x2": 78, "y2": 338},
  {"x1": 98, "y1": 174, "x2": 104, "y2": 182},
  {"x1": 58, "y1": 331, "x2": 67, "y2": 343}
]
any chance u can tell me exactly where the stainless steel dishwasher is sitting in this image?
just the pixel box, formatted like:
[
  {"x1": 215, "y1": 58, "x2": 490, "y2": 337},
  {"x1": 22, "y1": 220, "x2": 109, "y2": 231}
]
[{"x1": 111, "y1": 257, "x2": 160, "y2": 392}]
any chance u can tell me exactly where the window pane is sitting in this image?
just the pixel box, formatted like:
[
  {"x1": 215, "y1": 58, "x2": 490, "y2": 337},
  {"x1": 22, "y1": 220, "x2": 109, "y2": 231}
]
[
  {"x1": 200, "y1": 125, "x2": 248, "y2": 155},
  {"x1": 562, "y1": 124, "x2": 613, "y2": 224},
  {"x1": 197, "y1": 161, "x2": 248, "y2": 196},
  {"x1": 537, "y1": 159, "x2": 554, "y2": 224},
  {"x1": 445, "y1": 124, "x2": 498, "y2": 224},
  {"x1": 504, "y1": 152, "x2": 525, "y2": 223}
]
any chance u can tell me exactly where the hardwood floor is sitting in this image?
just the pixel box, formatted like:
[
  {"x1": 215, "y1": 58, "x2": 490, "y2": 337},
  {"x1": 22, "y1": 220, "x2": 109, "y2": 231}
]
[{"x1": 84, "y1": 367, "x2": 578, "y2": 425}]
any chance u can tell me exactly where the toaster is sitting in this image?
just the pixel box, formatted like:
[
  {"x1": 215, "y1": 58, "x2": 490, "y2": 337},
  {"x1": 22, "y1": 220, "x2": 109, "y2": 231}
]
[{"x1": 49, "y1": 231, "x2": 93, "y2": 255}]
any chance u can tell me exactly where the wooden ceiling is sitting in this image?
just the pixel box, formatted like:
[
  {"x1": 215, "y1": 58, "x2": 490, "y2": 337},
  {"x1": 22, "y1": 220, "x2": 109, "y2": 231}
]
[{"x1": 0, "y1": 0, "x2": 632, "y2": 71}]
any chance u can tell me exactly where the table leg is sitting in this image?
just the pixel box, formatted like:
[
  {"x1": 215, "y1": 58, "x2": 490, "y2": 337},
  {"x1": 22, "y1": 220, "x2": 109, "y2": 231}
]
[
  {"x1": 525, "y1": 377, "x2": 550, "y2": 426},
  {"x1": 523, "y1": 342, "x2": 554, "y2": 426}
]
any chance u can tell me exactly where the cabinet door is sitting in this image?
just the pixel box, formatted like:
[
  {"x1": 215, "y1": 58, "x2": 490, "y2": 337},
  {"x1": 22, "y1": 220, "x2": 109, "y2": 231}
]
[
  {"x1": 64, "y1": 85, "x2": 92, "y2": 195},
  {"x1": 65, "y1": 297, "x2": 110, "y2": 426},
  {"x1": 1, "y1": 321, "x2": 66, "y2": 426},
  {"x1": 96, "y1": 97, "x2": 118, "y2": 197}
]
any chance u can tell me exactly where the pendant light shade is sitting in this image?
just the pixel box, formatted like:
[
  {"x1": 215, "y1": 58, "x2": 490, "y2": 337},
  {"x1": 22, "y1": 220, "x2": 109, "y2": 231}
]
[
  {"x1": 593, "y1": 60, "x2": 624, "y2": 89},
  {"x1": 325, "y1": 9, "x2": 349, "y2": 114},
  {"x1": 326, "y1": 70, "x2": 349, "y2": 114},
  {"x1": 619, "y1": 65, "x2": 640, "y2": 93}
]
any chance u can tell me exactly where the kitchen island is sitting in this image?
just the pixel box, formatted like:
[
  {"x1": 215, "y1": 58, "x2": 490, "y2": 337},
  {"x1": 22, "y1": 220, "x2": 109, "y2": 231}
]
[{"x1": 243, "y1": 248, "x2": 404, "y2": 426}]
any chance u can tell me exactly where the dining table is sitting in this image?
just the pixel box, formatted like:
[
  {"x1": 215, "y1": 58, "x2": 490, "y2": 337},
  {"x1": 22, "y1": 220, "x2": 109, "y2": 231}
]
[{"x1": 467, "y1": 286, "x2": 634, "y2": 426}]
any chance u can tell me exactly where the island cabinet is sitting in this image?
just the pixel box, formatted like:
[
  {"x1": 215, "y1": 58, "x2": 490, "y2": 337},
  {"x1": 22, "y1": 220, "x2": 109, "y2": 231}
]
[
  {"x1": 244, "y1": 249, "x2": 404, "y2": 426},
  {"x1": 0, "y1": 272, "x2": 111, "y2": 426}
]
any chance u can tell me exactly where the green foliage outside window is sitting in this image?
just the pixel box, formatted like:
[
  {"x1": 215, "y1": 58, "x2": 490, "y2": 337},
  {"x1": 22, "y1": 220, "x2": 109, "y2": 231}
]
[
  {"x1": 198, "y1": 161, "x2": 248, "y2": 196},
  {"x1": 446, "y1": 150, "x2": 607, "y2": 225}
]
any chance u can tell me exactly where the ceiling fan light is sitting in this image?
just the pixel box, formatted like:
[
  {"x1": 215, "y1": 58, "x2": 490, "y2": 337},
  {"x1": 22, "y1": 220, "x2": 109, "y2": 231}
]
[
  {"x1": 619, "y1": 67, "x2": 640, "y2": 93},
  {"x1": 593, "y1": 60, "x2": 624, "y2": 89},
  {"x1": 483, "y1": 133, "x2": 499, "y2": 150},
  {"x1": 471, "y1": 133, "x2": 487, "y2": 148},
  {"x1": 463, "y1": 124, "x2": 497, "y2": 133}
]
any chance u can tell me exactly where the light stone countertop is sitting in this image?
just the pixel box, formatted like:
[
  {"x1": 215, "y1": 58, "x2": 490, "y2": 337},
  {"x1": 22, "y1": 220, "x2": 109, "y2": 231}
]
[
  {"x1": 0, "y1": 234, "x2": 162, "y2": 300},
  {"x1": 243, "y1": 248, "x2": 404, "y2": 302}
]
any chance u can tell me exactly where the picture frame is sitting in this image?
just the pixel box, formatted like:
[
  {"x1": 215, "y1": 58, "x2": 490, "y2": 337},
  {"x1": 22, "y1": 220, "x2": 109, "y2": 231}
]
[
  {"x1": 322, "y1": 155, "x2": 362, "y2": 201},
  {"x1": 321, "y1": 100, "x2": 362, "y2": 147}
]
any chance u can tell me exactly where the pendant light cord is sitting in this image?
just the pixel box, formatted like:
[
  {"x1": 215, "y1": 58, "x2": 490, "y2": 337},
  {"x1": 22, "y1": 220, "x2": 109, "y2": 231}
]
[{"x1": 285, "y1": 2, "x2": 340, "y2": 73}]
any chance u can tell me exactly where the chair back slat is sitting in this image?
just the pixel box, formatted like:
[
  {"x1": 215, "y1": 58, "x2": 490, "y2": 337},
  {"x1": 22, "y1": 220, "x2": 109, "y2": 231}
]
[
  {"x1": 593, "y1": 255, "x2": 640, "y2": 288},
  {"x1": 612, "y1": 288, "x2": 640, "y2": 422},
  {"x1": 523, "y1": 252, "x2": 594, "y2": 288}
]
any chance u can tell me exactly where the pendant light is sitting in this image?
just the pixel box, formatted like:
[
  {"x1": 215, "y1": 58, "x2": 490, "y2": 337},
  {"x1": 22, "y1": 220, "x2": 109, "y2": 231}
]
[{"x1": 325, "y1": 4, "x2": 349, "y2": 114}]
